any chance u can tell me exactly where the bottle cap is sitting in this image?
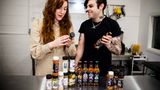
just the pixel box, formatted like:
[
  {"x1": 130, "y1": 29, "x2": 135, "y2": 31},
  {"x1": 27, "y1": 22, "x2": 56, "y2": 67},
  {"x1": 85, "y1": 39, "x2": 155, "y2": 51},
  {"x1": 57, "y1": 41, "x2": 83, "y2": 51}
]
[
  {"x1": 64, "y1": 73, "x2": 68, "y2": 76},
  {"x1": 62, "y1": 56, "x2": 69, "y2": 60},
  {"x1": 108, "y1": 71, "x2": 114, "y2": 76},
  {"x1": 58, "y1": 71, "x2": 64, "y2": 76},
  {"x1": 53, "y1": 56, "x2": 59, "y2": 60},
  {"x1": 46, "y1": 74, "x2": 52, "y2": 79}
]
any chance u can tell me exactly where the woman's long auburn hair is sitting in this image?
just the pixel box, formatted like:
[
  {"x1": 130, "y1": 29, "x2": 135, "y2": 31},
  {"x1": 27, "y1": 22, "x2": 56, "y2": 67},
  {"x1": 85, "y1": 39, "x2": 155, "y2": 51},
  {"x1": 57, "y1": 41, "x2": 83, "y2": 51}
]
[{"x1": 40, "y1": 0, "x2": 72, "y2": 44}]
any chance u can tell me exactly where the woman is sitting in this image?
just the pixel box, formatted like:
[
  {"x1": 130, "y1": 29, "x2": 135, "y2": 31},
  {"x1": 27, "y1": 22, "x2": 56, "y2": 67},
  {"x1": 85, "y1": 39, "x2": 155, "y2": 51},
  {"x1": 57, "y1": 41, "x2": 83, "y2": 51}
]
[{"x1": 30, "y1": 0, "x2": 76, "y2": 76}]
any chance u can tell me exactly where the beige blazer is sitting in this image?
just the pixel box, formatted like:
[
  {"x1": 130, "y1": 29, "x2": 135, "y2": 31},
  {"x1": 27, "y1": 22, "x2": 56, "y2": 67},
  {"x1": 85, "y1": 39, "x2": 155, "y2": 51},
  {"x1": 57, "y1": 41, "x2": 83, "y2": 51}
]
[{"x1": 30, "y1": 18, "x2": 76, "y2": 76}]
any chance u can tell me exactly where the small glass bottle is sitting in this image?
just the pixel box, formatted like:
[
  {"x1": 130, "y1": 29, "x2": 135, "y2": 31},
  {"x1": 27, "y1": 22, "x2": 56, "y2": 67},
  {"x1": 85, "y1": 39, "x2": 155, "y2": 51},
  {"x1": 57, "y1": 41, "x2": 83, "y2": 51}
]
[
  {"x1": 68, "y1": 71, "x2": 76, "y2": 87},
  {"x1": 58, "y1": 71, "x2": 64, "y2": 90},
  {"x1": 82, "y1": 61, "x2": 88, "y2": 86},
  {"x1": 107, "y1": 71, "x2": 114, "y2": 90},
  {"x1": 94, "y1": 61, "x2": 100, "y2": 86},
  {"x1": 46, "y1": 74, "x2": 52, "y2": 90},
  {"x1": 52, "y1": 76, "x2": 58, "y2": 90},
  {"x1": 117, "y1": 78, "x2": 123, "y2": 88},
  {"x1": 69, "y1": 56, "x2": 75, "y2": 72},
  {"x1": 63, "y1": 73, "x2": 69, "y2": 88},
  {"x1": 62, "y1": 56, "x2": 69, "y2": 73},
  {"x1": 76, "y1": 61, "x2": 83, "y2": 86},
  {"x1": 88, "y1": 61, "x2": 94, "y2": 86}
]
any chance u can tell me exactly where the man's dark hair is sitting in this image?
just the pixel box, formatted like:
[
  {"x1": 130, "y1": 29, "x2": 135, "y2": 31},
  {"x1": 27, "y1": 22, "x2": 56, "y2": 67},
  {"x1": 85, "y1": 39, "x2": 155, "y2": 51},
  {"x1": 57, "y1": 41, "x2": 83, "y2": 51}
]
[{"x1": 84, "y1": 0, "x2": 107, "y2": 11}]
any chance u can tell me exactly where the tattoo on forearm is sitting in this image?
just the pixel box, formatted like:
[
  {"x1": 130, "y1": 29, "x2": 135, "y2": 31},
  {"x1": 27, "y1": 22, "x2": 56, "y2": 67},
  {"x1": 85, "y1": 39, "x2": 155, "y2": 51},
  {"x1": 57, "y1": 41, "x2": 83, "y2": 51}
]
[{"x1": 107, "y1": 36, "x2": 122, "y2": 55}]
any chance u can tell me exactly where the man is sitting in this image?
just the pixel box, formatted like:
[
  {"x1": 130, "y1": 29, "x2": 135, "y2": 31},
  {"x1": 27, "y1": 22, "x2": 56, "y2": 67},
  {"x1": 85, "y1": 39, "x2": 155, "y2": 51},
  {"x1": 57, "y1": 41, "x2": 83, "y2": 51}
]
[{"x1": 75, "y1": 0, "x2": 122, "y2": 86}]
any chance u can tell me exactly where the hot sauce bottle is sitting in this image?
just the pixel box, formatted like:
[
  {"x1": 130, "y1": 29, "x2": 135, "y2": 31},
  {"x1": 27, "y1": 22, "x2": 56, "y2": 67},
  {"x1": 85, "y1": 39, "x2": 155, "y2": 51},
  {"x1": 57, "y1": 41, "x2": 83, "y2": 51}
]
[
  {"x1": 76, "y1": 61, "x2": 83, "y2": 86},
  {"x1": 94, "y1": 61, "x2": 100, "y2": 86},
  {"x1": 82, "y1": 61, "x2": 88, "y2": 86},
  {"x1": 88, "y1": 61, "x2": 94, "y2": 86}
]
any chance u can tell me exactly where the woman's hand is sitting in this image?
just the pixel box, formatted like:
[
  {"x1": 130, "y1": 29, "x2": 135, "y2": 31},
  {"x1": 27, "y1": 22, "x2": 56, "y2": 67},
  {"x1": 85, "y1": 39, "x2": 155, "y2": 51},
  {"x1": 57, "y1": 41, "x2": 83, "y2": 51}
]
[
  {"x1": 48, "y1": 35, "x2": 71, "y2": 49},
  {"x1": 65, "y1": 37, "x2": 74, "y2": 47}
]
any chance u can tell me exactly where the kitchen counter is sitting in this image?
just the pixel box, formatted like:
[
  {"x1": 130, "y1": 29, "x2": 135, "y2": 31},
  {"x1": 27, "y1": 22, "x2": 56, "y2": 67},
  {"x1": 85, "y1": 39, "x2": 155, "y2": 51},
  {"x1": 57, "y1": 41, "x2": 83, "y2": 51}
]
[
  {"x1": 0, "y1": 75, "x2": 107, "y2": 90},
  {"x1": 2, "y1": 75, "x2": 159, "y2": 90},
  {"x1": 112, "y1": 53, "x2": 132, "y2": 61},
  {"x1": 123, "y1": 75, "x2": 160, "y2": 90}
]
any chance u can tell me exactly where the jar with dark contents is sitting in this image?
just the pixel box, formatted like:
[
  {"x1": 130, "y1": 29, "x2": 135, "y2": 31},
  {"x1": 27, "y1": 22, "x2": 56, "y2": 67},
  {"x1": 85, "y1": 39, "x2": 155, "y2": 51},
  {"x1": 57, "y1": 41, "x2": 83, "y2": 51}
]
[{"x1": 52, "y1": 56, "x2": 59, "y2": 77}]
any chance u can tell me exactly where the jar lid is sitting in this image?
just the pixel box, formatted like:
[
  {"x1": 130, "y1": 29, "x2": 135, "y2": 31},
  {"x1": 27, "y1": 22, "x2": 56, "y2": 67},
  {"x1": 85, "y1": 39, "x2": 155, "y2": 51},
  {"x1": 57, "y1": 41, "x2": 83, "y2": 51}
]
[
  {"x1": 46, "y1": 74, "x2": 52, "y2": 79},
  {"x1": 58, "y1": 71, "x2": 64, "y2": 76},
  {"x1": 53, "y1": 56, "x2": 59, "y2": 60},
  {"x1": 64, "y1": 73, "x2": 68, "y2": 75},
  {"x1": 108, "y1": 71, "x2": 114, "y2": 76}
]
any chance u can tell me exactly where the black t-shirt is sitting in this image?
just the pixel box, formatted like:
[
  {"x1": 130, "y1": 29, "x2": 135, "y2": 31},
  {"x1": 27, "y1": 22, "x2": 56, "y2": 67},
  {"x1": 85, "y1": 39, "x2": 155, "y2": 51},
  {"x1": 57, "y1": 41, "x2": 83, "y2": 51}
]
[{"x1": 79, "y1": 17, "x2": 121, "y2": 75}]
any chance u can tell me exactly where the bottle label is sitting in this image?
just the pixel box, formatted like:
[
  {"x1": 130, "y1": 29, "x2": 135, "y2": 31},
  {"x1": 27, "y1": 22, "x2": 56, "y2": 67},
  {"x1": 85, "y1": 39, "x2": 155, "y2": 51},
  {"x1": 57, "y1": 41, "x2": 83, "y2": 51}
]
[
  {"x1": 117, "y1": 79, "x2": 123, "y2": 88},
  {"x1": 53, "y1": 63, "x2": 58, "y2": 73},
  {"x1": 94, "y1": 73, "x2": 99, "y2": 83},
  {"x1": 83, "y1": 72, "x2": 88, "y2": 83},
  {"x1": 69, "y1": 60, "x2": 75, "y2": 72},
  {"x1": 52, "y1": 79, "x2": 58, "y2": 89},
  {"x1": 88, "y1": 72, "x2": 94, "y2": 83},
  {"x1": 69, "y1": 73, "x2": 76, "y2": 86},
  {"x1": 107, "y1": 78, "x2": 113, "y2": 86},
  {"x1": 63, "y1": 77, "x2": 68, "y2": 86},
  {"x1": 63, "y1": 60, "x2": 68, "y2": 73},
  {"x1": 46, "y1": 80, "x2": 52, "y2": 90},
  {"x1": 77, "y1": 74, "x2": 82, "y2": 83},
  {"x1": 58, "y1": 77, "x2": 63, "y2": 87}
]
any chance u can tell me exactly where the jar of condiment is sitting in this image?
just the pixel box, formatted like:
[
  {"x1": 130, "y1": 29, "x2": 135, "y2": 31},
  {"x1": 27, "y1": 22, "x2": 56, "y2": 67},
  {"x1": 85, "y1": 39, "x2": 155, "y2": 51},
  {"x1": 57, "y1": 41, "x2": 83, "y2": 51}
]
[
  {"x1": 52, "y1": 56, "x2": 59, "y2": 76},
  {"x1": 46, "y1": 74, "x2": 52, "y2": 90},
  {"x1": 107, "y1": 71, "x2": 114, "y2": 90}
]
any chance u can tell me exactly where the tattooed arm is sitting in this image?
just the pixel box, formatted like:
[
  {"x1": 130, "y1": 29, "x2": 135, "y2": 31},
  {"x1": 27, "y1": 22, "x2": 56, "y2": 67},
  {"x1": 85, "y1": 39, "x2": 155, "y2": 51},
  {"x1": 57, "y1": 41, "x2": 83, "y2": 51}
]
[
  {"x1": 101, "y1": 35, "x2": 122, "y2": 55},
  {"x1": 75, "y1": 33, "x2": 85, "y2": 66}
]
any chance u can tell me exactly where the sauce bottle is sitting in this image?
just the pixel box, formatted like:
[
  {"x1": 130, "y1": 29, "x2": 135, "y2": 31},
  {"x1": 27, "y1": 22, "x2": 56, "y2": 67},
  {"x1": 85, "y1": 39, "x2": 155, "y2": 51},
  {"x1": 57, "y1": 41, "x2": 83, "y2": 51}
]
[
  {"x1": 76, "y1": 61, "x2": 83, "y2": 86},
  {"x1": 88, "y1": 61, "x2": 94, "y2": 86},
  {"x1": 94, "y1": 61, "x2": 100, "y2": 86},
  {"x1": 82, "y1": 61, "x2": 88, "y2": 86},
  {"x1": 52, "y1": 56, "x2": 60, "y2": 77},
  {"x1": 107, "y1": 71, "x2": 114, "y2": 90}
]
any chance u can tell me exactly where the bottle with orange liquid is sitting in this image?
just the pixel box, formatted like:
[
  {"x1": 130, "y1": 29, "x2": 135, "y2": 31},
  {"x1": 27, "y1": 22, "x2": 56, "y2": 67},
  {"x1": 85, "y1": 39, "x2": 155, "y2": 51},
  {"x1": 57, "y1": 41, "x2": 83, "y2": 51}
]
[
  {"x1": 82, "y1": 61, "x2": 88, "y2": 86},
  {"x1": 88, "y1": 61, "x2": 94, "y2": 86},
  {"x1": 76, "y1": 61, "x2": 83, "y2": 86}
]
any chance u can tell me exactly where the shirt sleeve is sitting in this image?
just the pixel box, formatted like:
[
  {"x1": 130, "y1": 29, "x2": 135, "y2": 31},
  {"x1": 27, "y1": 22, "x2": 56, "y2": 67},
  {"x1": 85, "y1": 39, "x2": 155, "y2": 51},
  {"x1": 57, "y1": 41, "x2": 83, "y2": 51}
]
[
  {"x1": 110, "y1": 20, "x2": 122, "y2": 37},
  {"x1": 30, "y1": 18, "x2": 52, "y2": 60},
  {"x1": 78, "y1": 22, "x2": 85, "y2": 33}
]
